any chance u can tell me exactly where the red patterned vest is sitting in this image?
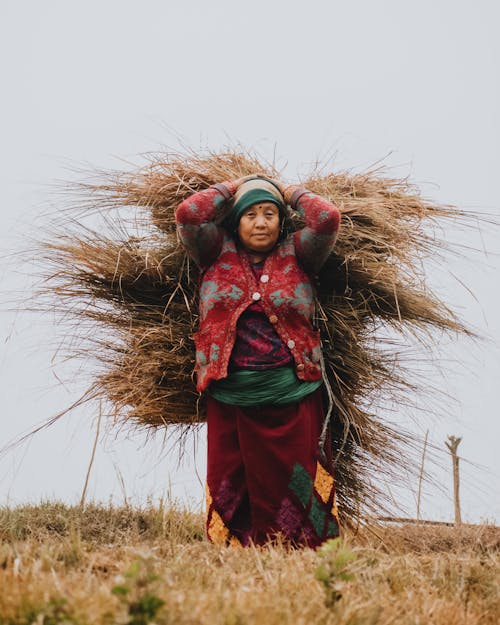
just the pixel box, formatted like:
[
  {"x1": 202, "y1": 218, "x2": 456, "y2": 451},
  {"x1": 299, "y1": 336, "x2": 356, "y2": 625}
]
[{"x1": 194, "y1": 234, "x2": 322, "y2": 392}]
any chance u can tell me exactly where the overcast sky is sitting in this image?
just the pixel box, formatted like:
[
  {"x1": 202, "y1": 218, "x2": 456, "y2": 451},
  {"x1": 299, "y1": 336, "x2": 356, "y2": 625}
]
[{"x1": 0, "y1": 0, "x2": 499, "y2": 522}]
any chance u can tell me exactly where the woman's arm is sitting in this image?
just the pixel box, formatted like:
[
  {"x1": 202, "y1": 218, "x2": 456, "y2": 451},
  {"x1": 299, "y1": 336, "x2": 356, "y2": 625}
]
[
  {"x1": 285, "y1": 186, "x2": 341, "y2": 274},
  {"x1": 175, "y1": 181, "x2": 237, "y2": 268}
]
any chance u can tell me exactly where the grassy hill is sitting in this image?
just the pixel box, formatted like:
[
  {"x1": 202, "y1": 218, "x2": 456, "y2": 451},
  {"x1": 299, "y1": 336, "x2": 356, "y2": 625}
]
[{"x1": 0, "y1": 503, "x2": 498, "y2": 624}]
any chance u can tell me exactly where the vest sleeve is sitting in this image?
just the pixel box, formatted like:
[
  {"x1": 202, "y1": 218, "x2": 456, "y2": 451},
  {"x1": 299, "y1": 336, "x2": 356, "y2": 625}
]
[
  {"x1": 292, "y1": 191, "x2": 341, "y2": 274},
  {"x1": 175, "y1": 183, "x2": 235, "y2": 268}
]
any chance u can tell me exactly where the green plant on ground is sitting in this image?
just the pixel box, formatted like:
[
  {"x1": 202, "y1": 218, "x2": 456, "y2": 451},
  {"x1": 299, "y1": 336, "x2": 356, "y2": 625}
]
[
  {"x1": 18, "y1": 597, "x2": 78, "y2": 625},
  {"x1": 315, "y1": 537, "x2": 357, "y2": 606},
  {"x1": 112, "y1": 556, "x2": 165, "y2": 625}
]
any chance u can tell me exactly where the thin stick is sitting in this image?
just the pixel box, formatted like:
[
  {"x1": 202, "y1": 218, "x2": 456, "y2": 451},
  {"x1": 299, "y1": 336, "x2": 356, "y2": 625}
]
[
  {"x1": 445, "y1": 435, "x2": 463, "y2": 525},
  {"x1": 80, "y1": 401, "x2": 102, "y2": 507},
  {"x1": 416, "y1": 429, "x2": 429, "y2": 521}
]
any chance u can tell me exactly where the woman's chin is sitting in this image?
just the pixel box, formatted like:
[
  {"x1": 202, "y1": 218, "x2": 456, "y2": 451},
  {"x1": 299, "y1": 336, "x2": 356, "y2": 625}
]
[
  {"x1": 245, "y1": 243, "x2": 274, "y2": 254},
  {"x1": 245, "y1": 237, "x2": 278, "y2": 253}
]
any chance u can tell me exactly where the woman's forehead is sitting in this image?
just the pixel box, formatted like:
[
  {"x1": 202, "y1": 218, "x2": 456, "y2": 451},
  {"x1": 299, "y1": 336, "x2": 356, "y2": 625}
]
[{"x1": 244, "y1": 202, "x2": 279, "y2": 213}]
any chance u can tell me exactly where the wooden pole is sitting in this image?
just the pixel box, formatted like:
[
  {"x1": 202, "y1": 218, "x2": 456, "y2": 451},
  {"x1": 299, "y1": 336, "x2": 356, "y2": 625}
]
[{"x1": 445, "y1": 435, "x2": 462, "y2": 525}]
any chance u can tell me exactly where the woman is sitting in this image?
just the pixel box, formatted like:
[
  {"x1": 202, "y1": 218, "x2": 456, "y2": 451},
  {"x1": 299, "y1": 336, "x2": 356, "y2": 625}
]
[{"x1": 176, "y1": 174, "x2": 341, "y2": 547}]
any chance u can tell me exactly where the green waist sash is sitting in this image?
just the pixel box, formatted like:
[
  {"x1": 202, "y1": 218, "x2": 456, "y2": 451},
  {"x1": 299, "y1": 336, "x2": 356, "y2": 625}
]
[{"x1": 209, "y1": 367, "x2": 322, "y2": 407}]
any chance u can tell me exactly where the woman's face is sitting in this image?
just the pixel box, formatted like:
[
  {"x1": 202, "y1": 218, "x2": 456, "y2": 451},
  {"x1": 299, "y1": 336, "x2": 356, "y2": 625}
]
[{"x1": 237, "y1": 202, "x2": 281, "y2": 253}]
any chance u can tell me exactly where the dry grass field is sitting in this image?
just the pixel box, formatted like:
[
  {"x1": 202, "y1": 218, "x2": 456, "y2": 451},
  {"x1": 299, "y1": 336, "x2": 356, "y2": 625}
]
[{"x1": 0, "y1": 502, "x2": 498, "y2": 625}]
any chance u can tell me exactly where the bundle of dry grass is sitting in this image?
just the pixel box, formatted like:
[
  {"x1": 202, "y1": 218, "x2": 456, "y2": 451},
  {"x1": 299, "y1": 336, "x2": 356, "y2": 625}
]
[{"x1": 38, "y1": 147, "x2": 473, "y2": 524}]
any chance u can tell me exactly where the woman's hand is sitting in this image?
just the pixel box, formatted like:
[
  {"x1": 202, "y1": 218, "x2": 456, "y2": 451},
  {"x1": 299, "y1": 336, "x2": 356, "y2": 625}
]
[{"x1": 282, "y1": 184, "x2": 302, "y2": 205}]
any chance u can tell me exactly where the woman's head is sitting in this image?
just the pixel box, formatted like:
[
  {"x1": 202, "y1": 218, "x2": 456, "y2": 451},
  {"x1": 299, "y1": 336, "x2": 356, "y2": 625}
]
[
  {"x1": 228, "y1": 179, "x2": 286, "y2": 253},
  {"x1": 237, "y1": 201, "x2": 281, "y2": 253}
]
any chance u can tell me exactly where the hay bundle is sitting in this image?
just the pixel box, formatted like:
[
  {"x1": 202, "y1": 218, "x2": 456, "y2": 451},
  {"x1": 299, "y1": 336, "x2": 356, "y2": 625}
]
[{"x1": 39, "y1": 148, "x2": 471, "y2": 524}]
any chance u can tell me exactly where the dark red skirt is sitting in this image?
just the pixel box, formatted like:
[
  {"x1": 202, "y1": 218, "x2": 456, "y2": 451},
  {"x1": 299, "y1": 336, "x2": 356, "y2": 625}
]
[{"x1": 205, "y1": 388, "x2": 340, "y2": 547}]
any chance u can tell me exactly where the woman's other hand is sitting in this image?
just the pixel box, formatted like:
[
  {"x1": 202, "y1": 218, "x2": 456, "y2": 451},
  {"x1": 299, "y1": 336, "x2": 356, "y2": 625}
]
[{"x1": 282, "y1": 184, "x2": 302, "y2": 205}]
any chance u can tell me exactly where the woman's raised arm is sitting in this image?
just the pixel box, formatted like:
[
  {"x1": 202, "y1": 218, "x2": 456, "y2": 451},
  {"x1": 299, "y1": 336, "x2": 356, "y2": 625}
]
[
  {"x1": 285, "y1": 186, "x2": 341, "y2": 274},
  {"x1": 175, "y1": 182, "x2": 236, "y2": 268}
]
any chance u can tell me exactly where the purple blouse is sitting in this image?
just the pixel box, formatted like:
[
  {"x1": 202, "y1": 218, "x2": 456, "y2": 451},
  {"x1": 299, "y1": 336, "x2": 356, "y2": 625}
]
[{"x1": 228, "y1": 260, "x2": 293, "y2": 371}]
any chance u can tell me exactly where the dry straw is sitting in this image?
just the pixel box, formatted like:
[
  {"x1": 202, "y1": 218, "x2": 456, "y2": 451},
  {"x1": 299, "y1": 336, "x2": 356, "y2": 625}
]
[{"x1": 36, "y1": 147, "x2": 476, "y2": 525}]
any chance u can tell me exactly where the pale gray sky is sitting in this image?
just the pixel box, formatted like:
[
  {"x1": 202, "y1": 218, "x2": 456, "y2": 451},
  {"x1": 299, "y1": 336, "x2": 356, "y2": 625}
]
[{"x1": 0, "y1": 0, "x2": 499, "y2": 522}]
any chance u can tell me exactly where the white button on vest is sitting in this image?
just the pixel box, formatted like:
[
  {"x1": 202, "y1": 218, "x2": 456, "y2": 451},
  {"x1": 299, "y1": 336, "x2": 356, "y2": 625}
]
[
  {"x1": 260, "y1": 274, "x2": 269, "y2": 283},
  {"x1": 287, "y1": 339, "x2": 296, "y2": 349},
  {"x1": 252, "y1": 292, "x2": 261, "y2": 301}
]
